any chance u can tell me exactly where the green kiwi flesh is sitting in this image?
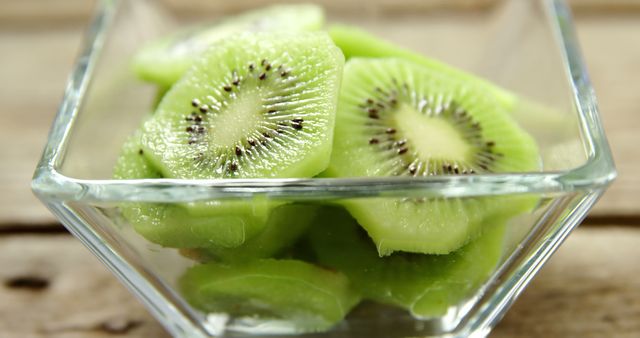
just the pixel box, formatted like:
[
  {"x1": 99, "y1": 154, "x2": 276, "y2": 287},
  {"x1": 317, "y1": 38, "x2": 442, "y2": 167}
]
[
  {"x1": 185, "y1": 204, "x2": 319, "y2": 263},
  {"x1": 141, "y1": 32, "x2": 344, "y2": 180},
  {"x1": 114, "y1": 133, "x2": 279, "y2": 249},
  {"x1": 326, "y1": 58, "x2": 539, "y2": 255},
  {"x1": 179, "y1": 259, "x2": 361, "y2": 332},
  {"x1": 308, "y1": 207, "x2": 506, "y2": 317},
  {"x1": 328, "y1": 25, "x2": 515, "y2": 107},
  {"x1": 134, "y1": 4, "x2": 324, "y2": 86},
  {"x1": 151, "y1": 85, "x2": 171, "y2": 111}
]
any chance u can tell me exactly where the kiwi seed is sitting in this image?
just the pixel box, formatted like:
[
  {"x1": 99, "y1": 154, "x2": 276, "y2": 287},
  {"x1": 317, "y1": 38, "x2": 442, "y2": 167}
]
[
  {"x1": 178, "y1": 56, "x2": 314, "y2": 158},
  {"x1": 292, "y1": 121, "x2": 303, "y2": 130},
  {"x1": 142, "y1": 32, "x2": 346, "y2": 182},
  {"x1": 228, "y1": 162, "x2": 238, "y2": 172},
  {"x1": 353, "y1": 80, "x2": 508, "y2": 177}
]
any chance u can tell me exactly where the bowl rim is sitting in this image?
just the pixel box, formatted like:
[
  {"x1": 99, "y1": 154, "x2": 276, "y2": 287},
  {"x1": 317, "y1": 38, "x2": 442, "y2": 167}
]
[{"x1": 32, "y1": 0, "x2": 616, "y2": 203}]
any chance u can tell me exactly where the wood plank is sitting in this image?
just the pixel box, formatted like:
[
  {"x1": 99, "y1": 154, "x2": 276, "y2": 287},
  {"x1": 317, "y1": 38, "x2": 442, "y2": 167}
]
[
  {"x1": 0, "y1": 28, "x2": 84, "y2": 226},
  {"x1": 570, "y1": 0, "x2": 640, "y2": 13},
  {"x1": 0, "y1": 0, "x2": 94, "y2": 27},
  {"x1": 0, "y1": 234, "x2": 169, "y2": 338},
  {"x1": 492, "y1": 226, "x2": 640, "y2": 338},
  {"x1": 577, "y1": 16, "x2": 640, "y2": 216},
  {"x1": 0, "y1": 227, "x2": 638, "y2": 337},
  {"x1": 1, "y1": 0, "x2": 640, "y2": 24},
  {"x1": 0, "y1": 0, "x2": 493, "y2": 25}
]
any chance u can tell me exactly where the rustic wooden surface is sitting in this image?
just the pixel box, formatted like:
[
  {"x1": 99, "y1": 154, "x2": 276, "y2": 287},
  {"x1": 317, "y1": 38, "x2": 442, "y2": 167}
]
[
  {"x1": 575, "y1": 15, "x2": 640, "y2": 217},
  {"x1": 3, "y1": 0, "x2": 640, "y2": 24},
  {"x1": 0, "y1": 28, "x2": 81, "y2": 226},
  {"x1": 0, "y1": 1, "x2": 639, "y2": 337},
  {"x1": 1, "y1": 228, "x2": 637, "y2": 338}
]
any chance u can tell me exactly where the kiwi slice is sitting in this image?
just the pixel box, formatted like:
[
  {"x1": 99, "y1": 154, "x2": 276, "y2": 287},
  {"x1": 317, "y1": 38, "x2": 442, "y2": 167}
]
[
  {"x1": 114, "y1": 131, "x2": 162, "y2": 180},
  {"x1": 133, "y1": 4, "x2": 324, "y2": 86},
  {"x1": 114, "y1": 133, "x2": 273, "y2": 248},
  {"x1": 326, "y1": 58, "x2": 539, "y2": 255},
  {"x1": 179, "y1": 259, "x2": 361, "y2": 332},
  {"x1": 308, "y1": 207, "x2": 506, "y2": 317},
  {"x1": 151, "y1": 85, "x2": 171, "y2": 111},
  {"x1": 141, "y1": 32, "x2": 343, "y2": 180},
  {"x1": 328, "y1": 25, "x2": 515, "y2": 106},
  {"x1": 182, "y1": 204, "x2": 319, "y2": 263}
]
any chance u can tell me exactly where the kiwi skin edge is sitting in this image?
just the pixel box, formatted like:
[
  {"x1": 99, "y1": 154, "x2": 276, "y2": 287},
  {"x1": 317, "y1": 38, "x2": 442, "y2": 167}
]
[
  {"x1": 307, "y1": 206, "x2": 507, "y2": 318},
  {"x1": 114, "y1": 133, "x2": 282, "y2": 250},
  {"x1": 132, "y1": 4, "x2": 326, "y2": 86},
  {"x1": 178, "y1": 258, "x2": 362, "y2": 332},
  {"x1": 182, "y1": 204, "x2": 319, "y2": 263},
  {"x1": 328, "y1": 24, "x2": 516, "y2": 107}
]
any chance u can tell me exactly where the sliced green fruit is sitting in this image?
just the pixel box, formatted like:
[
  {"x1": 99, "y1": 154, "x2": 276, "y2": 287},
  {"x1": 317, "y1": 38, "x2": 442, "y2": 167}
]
[
  {"x1": 141, "y1": 32, "x2": 344, "y2": 180},
  {"x1": 134, "y1": 4, "x2": 324, "y2": 86},
  {"x1": 151, "y1": 85, "x2": 171, "y2": 111},
  {"x1": 120, "y1": 200, "x2": 272, "y2": 249},
  {"x1": 308, "y1": 207, "x2": 506, "y2": 317},
  {"x1": 183, "y1": 204, "x2": 318, "y2": 263},
  {"x1": 326, "y1": 58, "x2": 539, "y2": 255},
  {"x1": 328, "y1": 24, "x2": 515, "y2": 106},
  {"x1": 179, "y1": 259, "x2": 361, "y2": 332},
  {"x1": 113, "y1": 131, "x2": 162, "y2": 180},
  {"x1": 114, "y1": 133, "x2": 272, "y2": 248}
]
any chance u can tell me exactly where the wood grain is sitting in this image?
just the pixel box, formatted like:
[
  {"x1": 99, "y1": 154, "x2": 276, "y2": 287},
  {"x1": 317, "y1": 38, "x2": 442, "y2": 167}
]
[
  {"x1": 577, "y1": 16, "x2": 640, "y2": 216},
  {"x1": 0, "y1": 235, "x2": 169, "y2": 338},
  {"x1": 492, "y1": 226, "x2": 640, "y2": 338},
  {"x1": 1, "y1": 0, "x2": 639, "y2": 24},
  {"x1": 0, "y1": 0, "x2": 494, "y2": 26},
  {"x1": 0, "y1": 227, "x2": 637, "y2": 337},
  {"x1": 0, "y1": 0, "x2": 94, "y2": 27},
  {"x1": 0, "y1": 28, "x2": 83, "y2": 226}
]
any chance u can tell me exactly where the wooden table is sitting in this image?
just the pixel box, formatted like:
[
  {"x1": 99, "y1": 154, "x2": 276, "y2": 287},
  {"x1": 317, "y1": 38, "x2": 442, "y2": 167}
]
[{"x1": 1, "y1": 1, "x2": 638, "y2": 337}]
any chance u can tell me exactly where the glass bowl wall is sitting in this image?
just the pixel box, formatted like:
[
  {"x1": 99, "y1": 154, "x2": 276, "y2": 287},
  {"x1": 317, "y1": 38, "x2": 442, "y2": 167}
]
[{"x1": 32, "y1": 0, "x2": 615, "y2": 337}]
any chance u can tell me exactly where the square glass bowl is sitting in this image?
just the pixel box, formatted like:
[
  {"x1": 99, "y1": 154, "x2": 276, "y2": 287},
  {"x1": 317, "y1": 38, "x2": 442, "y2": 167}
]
[{"x1": 32, "y1": 0, "x2": 615, "y2": 337}]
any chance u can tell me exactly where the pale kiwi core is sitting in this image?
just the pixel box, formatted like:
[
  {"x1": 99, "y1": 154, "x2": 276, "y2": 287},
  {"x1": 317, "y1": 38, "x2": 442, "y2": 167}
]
[
  {"x1": 207, "y1": 90, "x2": 264, "y2": 149},
  {"x1": 393, "y1": 103, "x2": 472, "y2": 163}
]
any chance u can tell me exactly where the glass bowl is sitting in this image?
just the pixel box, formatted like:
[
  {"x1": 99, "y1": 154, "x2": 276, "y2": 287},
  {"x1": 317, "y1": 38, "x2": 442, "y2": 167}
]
[{"x1": 32, "y1": 0, "x2": 615, "y2": 337}]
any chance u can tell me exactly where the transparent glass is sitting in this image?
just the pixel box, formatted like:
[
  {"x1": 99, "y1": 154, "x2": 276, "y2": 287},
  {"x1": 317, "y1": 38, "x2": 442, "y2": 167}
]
[{"x1": 32, "y1": 0, "x2": 615, "y2": 337}]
